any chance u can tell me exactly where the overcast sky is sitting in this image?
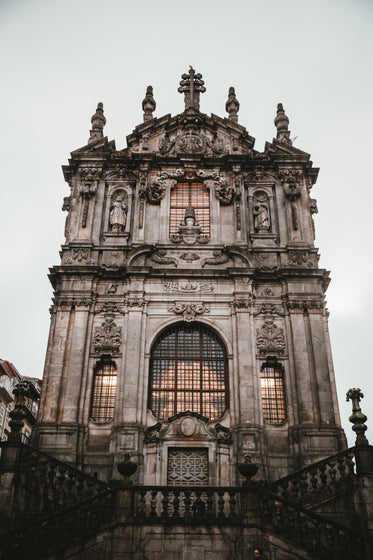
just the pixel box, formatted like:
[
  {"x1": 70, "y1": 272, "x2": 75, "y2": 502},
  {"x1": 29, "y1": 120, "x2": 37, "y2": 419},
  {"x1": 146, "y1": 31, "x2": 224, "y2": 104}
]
[{"x1": 1, "y1": 0, "x2": 372, "y2": 445}]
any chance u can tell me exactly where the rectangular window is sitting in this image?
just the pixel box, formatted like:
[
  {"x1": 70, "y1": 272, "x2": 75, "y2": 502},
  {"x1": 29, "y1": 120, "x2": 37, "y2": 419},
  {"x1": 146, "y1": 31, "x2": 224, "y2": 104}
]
[{"x1": 170, "y1": 182, "x2": 210, "y2": 235}]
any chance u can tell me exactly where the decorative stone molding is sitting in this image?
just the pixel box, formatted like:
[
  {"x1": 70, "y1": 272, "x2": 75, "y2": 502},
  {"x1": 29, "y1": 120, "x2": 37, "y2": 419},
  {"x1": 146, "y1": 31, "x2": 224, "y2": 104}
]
[
  {"x1": 279, "y1": 169, "x2": 302, "y2": 186},
  {"x1": 144, "y1": 422, "x2": 162, "y2": 443},
  {"x1": 168, "y1": 302, "x2": 210, "y2": 322},
  {"x1": 180, "y1": 252, "x2": 200, "y2": 262},
  {"x1": 286, "y1": 299, "x2": 324, "y2": 312},
  {"x1": 49, "y1": 296, "x2": 93, "y2": 313},
  {"x1": 94, "y1": 302, "x2": 126, "y2": 315},
  {"x1": 256, "y1": 319, "x2": 285, "y2": 355},
  {"x1": 201, "y1": 250, "x2": 229, "y2": 267},
  {"x1": 233, "y1": 297, "x2": 253, "y2": 310},
  {"x1": 215, "y1": 423, "x2": 233, "y2": 444},
  {"x1": 79, "y1": 167, "x2": 102, "y2": 182},
  {"x1": 64, "y1": 248, "x2": 95, "y2": 265},
  {"x1": 164, "y1": 281, "x2": 214, "y2": 294},
  {"x1": 146, "y1": 174, "x2": 167, "y2": 203},
  {"x1": 253, "y1": 303, "x2": 284, "y2": 317},
  {"x1": 244, "y1": 167, "x2": 276, "y2": 183},
  {"x1": 286, "y1": 250, "x2": 315, "y2": 268},
  {"x1": 149, "y1": 249, "x2": 178, "y2": 267},
  {"x1": 197, "y1": 170, "x2": 234, "y2": 205},
  {"x1": 146, "y1": 169, "x2": 185, "y2": 204},
  {"x1": 125, "y1": 295, "x2": 145, "y2": 307},
  {"x1": 93, "y1": 318, "x2": 122, "y2": 353}
]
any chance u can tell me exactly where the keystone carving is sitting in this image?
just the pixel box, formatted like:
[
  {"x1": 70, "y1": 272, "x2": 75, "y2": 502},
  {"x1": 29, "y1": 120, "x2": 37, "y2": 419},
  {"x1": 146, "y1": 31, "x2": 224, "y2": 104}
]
[
  {"x1": 93, "y1": 318, "x2": 122, "y2": 353},
  {"x1": 256, "y1": 319, "x2": 285, "y2": 355},
  {"x1": 168, "y1": 302, "x2": 210, "y2": 322}
]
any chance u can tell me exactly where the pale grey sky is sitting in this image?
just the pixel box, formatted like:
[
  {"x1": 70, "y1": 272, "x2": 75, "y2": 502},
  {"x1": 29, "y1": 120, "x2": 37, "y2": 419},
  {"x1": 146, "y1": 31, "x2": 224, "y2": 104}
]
[{"x1": 1, "y1": 0, "x2": 372, "y2": 444}]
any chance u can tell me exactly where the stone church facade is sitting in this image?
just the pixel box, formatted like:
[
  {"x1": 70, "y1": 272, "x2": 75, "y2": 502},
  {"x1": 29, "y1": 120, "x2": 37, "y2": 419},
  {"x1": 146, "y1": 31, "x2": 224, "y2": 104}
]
[{"x1": 1, "y1": 68, "x2": 372, "y2": 559}]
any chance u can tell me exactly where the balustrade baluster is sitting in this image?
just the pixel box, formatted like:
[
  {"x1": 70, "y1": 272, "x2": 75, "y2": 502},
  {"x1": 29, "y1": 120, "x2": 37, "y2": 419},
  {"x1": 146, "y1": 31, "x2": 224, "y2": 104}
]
[
  {"x1": 184, "y1": 490, "x2": 192, "y2": 517},
  {"x1": 150, "y1": 489, "x2": 158, "y2": 517},
  {"x1": 137, "y1": 489, "x2": 147, "y2": 517},
  {"x1": 228, "y1": 490, "x2": 237, "y2": 517},
  {"x1": 193, "y1": 490, "x2": 205, "y2": 517},
  {"x1": 206, "y1": 490, "x2": 214, "y2": 517},
  {"x1": 217, "y1": 490, "x2": 225, "y2": 518},
  {"x1": 172, "y1": 489, "x2": 180, "y2": 517},
  {"x1": 161, "y1": 489, "x2": 169, "y2": 517}
]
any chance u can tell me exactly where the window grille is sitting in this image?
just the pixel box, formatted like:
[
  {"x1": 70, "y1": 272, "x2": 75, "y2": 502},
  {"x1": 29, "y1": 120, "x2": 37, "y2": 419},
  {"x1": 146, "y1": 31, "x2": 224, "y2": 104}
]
[
  {"x1": 260, "y1": 363, "x2": 286, "y2": 424},
  {"x1": 167, "y1": 448, "x2": 209, "y2": 486},
  {"x1": 170, "y1": 182, "x2": 210, "y2": 235},
  {"x1": 90, "y1": 361, "x2": 117, "y2": 422},
  {"x1": 149, "y1": 324, "x2": 228, "y2": 420}
]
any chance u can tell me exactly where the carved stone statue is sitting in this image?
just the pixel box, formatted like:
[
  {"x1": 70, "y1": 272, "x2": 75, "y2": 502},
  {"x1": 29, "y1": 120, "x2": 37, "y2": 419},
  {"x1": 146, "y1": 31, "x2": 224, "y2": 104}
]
[
  {"x1": 110, "y1": 195, "x2": 127, "y2": 232},
  {"x1": 253, "y1": 203, "x2": 270, "y2": 232}
]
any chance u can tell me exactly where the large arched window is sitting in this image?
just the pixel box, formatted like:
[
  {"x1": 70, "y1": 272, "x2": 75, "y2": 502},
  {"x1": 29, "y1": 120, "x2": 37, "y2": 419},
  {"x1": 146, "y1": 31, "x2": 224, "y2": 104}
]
[
  {"x1": 170, "y1": 182, "x2": 210, "y2": 236},
  {"x1": 148, "y1": 324, "x2": 228, "y2": 420},
  {"x1": 260, "y1": 359, "x2": 286, "y2": 424},
  {"x1": 90, "y1": 358, "x2": 117, "y2": 422}
]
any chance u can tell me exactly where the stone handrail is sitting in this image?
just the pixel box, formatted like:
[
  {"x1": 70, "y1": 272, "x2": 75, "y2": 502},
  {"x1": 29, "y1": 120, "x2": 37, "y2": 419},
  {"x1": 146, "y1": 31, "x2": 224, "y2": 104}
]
[
  {"x1": 267, "y1": 447, "x2": 357, "y2": 507},
  {"x1": 0, "y1": 442, "x2": 108, "y2": 521},
  {"x1": 259, "y1": 487, "x2": 364, "y2": 559}
]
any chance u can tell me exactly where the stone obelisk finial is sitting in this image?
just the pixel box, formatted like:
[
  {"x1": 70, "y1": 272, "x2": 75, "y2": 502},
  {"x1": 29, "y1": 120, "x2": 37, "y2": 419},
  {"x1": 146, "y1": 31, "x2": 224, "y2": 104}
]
[
  {"x1": 274, "y1": 103, "x2": 291, "y2": 144},
  {"x1": 178, "y1": 66, "x2": 206, "y2": 111},
  {"x1": 225, "y1": 87, "x2": 240, "y2": 123},
  {"x1": 142, "y1": 86, "x2": 156, "y2": 122},
  {"x1": 88, "y1": 102, "x2": 106, "y2": 144},
  {"x1": 346, "y1": 388, "x2": 369, "y2": 447}
]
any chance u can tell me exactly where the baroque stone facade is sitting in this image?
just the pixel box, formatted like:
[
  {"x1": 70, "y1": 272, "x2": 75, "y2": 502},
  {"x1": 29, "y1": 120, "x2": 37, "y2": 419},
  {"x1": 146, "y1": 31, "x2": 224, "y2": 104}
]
[{"x1": 2, "y1": 68, "x2": 373, "y2": 560}]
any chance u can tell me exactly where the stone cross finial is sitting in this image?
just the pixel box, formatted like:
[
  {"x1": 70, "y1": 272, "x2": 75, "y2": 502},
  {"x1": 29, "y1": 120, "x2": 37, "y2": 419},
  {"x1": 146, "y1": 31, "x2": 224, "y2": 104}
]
[
  {"x1": 225, "y1": 87, "x2": 240, "y2": 122},
  {"x1": 142, "y1": 85, "x2": 156, "y2": 122},
  {"x1": 346, "y1": 388, "x2": 369, "y2": 447},
  {"x1": 88, "y1": 102, "x2": 106, "y2": 144},
  {"x1": 178, "y1": 66, "x2": 206, "y2": 111},
  {"x1": 274, "y1": 103, "x2": 291, "y2": 144}
]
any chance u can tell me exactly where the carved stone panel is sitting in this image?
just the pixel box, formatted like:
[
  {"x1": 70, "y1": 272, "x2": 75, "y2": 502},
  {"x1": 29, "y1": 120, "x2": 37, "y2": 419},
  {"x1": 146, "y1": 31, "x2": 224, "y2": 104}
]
[
  {"x1": 93, "y1": 318, "x2": 122, "y2": 353},
  {"x1": 256, "y1": 319, "x2": 285, "y2": 355},
  {"x1": 167, "y1": 448, "x2": 209, "y2": 486}
]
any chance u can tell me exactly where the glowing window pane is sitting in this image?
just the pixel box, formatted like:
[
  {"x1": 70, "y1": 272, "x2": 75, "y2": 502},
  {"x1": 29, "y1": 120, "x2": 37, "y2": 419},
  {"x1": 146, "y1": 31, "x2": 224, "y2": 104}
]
[
  {"x1": 260, "y1": 365, "x2": 286, "y2": 424},
  {"x1": 90, "y1": 361, "x2": 117, "y2": 422},
  {"x1": 149, "y1": 324, "x2": 228, "y2": 420}
]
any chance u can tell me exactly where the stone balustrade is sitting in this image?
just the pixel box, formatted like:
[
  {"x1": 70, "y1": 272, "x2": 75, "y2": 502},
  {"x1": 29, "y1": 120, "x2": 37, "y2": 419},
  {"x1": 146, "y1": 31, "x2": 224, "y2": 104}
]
[
  {"x1": 134, "y1": 486, "x2": 243, "y2": 521},
  {"x1": 267, "y1": 447, "x2": 357, "y2": 506}
]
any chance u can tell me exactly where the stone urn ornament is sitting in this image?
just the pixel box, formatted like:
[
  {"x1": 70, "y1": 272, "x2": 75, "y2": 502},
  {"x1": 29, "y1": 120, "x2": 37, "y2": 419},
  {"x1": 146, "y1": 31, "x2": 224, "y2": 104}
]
[
  {"x1": 238, "y1": 455, "x2": 258, "y2": 485},
  {"x1": 117, "y1": 454, "x2": 137, "y2": 482}
]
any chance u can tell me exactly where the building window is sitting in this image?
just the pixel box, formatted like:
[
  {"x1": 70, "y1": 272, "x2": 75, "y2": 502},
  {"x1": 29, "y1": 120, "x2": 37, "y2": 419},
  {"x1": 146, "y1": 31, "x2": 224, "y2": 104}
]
[
  {"x1": 90, "y1": 359, "x2": 117, "y2": 422},
  {"x1": 260, "y1": 361, "x2": 286, "y2": 424},
  {"x1": 170, "y1": 182, "x2": 210, "y2": 235},
  {"x1": 148, "y1": 323, "x2": 228, "y2": 421}
]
